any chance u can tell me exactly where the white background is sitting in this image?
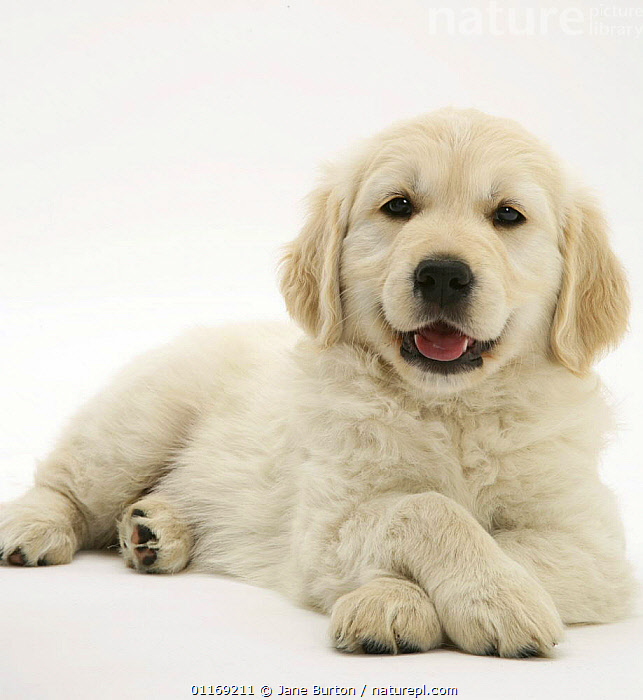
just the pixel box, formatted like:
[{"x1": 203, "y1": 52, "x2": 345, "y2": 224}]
[{"x1": 1, "y1": 1, "x2": 642, "y2": 698}]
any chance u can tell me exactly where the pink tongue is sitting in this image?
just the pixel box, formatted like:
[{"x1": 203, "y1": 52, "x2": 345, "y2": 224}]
[{"x1": 414, "y1": 326, "x2": 470, "y2": 362}]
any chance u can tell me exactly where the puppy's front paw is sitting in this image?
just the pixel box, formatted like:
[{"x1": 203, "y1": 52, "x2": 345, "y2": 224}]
[
  {"x1": 434, "y1": 561, "x2": 563, "y2": 658},
  {"x1": 118, "y1": 498, "x2": 192, "y2": 574},
  {"x1": 331, "y1": 577, "x2": 444, "y2": 654}
]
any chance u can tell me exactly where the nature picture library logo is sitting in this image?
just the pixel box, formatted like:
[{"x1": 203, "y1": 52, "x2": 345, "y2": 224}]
[{"x1": 427, "y1": 3, "x2": 643, "y2": 37}]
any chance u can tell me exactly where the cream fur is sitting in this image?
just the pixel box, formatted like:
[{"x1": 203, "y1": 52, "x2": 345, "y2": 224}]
[{"x1": 0, "y1": 109, "x2": 634, "y2": 658}]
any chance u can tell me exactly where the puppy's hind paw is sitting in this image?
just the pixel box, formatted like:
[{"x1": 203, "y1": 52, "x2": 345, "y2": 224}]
[{"x1": 0, "y1": 490, "x2": 79, "y2": 567}]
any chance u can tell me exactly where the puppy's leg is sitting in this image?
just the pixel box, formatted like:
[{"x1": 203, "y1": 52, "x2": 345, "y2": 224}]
[
  {"x1": 118, "y1": 497, "x2": 193, "y2": 574},
  {"x1": 494, "y1": 527, "x2": 635, "y2": 624},
  {"x1": 328, "y1": 492, "x2": 563, "y2": 658},
  {"x1": 1, "y1": 339, "x2": 205, "y2": 564},
  {"x1": 330, "y1": 575, "x2": 443, "y2": 654}
]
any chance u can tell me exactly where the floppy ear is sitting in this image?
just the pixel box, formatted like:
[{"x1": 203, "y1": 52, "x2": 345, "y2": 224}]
[
  {"x1": 550, "y1": 191, "x2": 629, "y2": 375},
  {"x1": 279, "y1": 180, "x2": 348, "y2": 346}
]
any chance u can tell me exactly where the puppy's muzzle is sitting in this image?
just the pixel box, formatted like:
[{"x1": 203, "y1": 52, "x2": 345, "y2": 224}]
[{"x1": 414, "y1": 259, "x2": 473, "y2": 308}]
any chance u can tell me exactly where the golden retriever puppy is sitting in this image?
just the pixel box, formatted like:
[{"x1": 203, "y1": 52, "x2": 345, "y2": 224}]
[{"x1": 0, "y1": 109, "x2": 634, "y2": 658}]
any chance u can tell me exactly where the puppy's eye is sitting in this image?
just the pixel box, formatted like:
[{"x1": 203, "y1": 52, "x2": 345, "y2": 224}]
[
  {"x1": 382, "y1": 197, "x2": 413, "y2": 218},
  {"x1": 493, "y1": 206, "x2": 525, "y2": 226}
]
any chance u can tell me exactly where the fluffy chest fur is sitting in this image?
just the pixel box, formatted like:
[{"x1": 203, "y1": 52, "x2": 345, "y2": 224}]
[{"x1": 290, "y1": 338, "x2": 607, "y2": 533}]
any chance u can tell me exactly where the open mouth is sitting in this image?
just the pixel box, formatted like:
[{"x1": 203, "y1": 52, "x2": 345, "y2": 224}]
[{"x1": 399, "y1": 321, "x2": 499, "y2": 375}]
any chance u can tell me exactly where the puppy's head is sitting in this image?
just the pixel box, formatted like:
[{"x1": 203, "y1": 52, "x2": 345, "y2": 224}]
[{"x1": 280, "y1": 109, "x2": 629, "y2": 394}]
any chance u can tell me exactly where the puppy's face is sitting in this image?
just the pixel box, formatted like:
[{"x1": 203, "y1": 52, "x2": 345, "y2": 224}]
[
  {"x1": 280, "y1": 110, "x2": 629, "y2": 395},
  {"x1": 340, "y1": 115, "x2": 564, "y2": 393}
]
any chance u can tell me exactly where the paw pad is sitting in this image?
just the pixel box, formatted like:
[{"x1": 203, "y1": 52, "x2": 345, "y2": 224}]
[
  {"x1": 132, "y1": 523, "x2": 155, "y2": 545},
  {"x1": 135, "y1": 546, "x2": 158, "y2": 567},
  {"x1": 8, "y1": 548, "x2": 26, "y2": 566},
  {"x1": 130, "y1": 521, "x2": 159, "y2": 570}
]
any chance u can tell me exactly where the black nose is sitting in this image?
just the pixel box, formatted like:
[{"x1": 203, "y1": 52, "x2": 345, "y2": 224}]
[{"x1": 414, "y1": 259, "x2": 473, "y2": 307}]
